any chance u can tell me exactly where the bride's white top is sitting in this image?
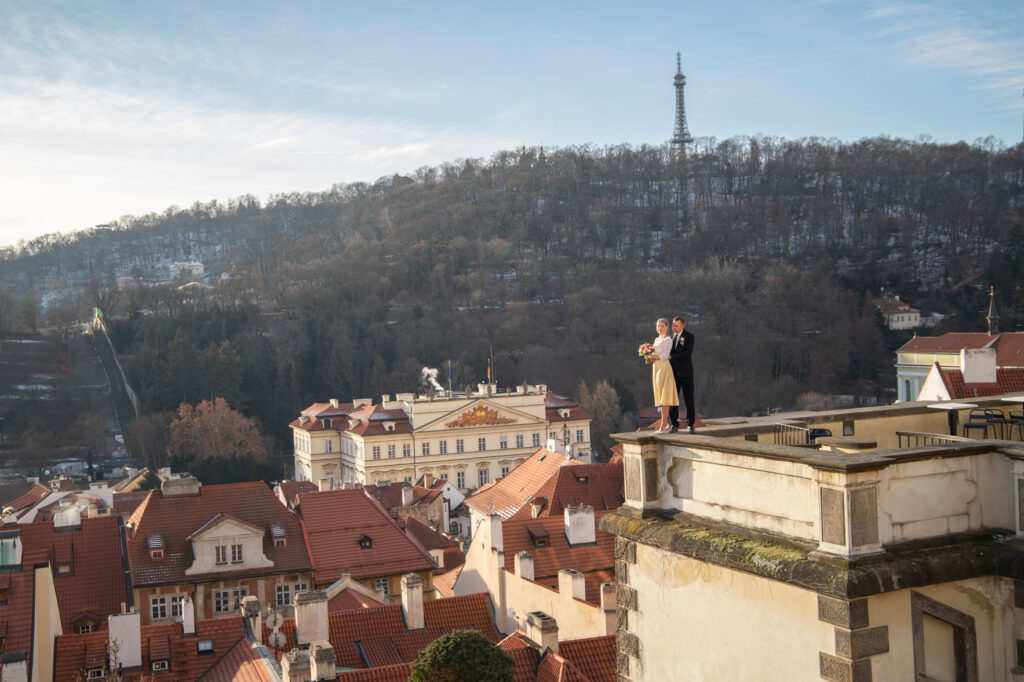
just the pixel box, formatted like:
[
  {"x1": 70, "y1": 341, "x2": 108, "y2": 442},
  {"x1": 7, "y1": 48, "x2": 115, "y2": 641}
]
[{"x1": 652, "y1": 334, "x2": 672, "y2": 361}]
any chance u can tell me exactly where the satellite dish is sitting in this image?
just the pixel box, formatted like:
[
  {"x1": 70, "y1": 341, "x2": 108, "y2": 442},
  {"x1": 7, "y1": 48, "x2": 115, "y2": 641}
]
[
  {"x1": 268, "y1": 631, "x2": 286, "y2": 649},
  {"x1": 265, "y1": 612, "x2": 284, "y2": 630}
]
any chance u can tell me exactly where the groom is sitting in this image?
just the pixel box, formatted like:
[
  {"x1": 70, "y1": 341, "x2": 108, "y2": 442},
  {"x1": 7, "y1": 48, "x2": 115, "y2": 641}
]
[{"x1": 669, "y1": 316, "x2": 696, "y2": 433}]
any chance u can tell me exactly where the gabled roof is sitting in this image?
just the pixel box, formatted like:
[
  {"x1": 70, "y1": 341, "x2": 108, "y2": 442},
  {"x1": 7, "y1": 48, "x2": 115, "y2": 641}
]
[
  {"x1": 363, "y1": 483, "x2": 442, "y2": 511},
  {"x1": 113, "y1": 490, "x2": 151, "y2": 518},
  {"x1": 328, "y1": 587, "x2": 389, "y2": 612},
  {"x1": 18, "y1": 516, "x2": 130, "y2": 632},
  {"x1": 187, "y1": 513, "x2": 265, "y2": 541},
  {"x1": 0, "y1": 482, "x2": 34, "y2": 507},
  {"x1": 873, "y1": 296, "x2": 919, "y2": 315},
  {"x1": 544, "y1": 392, "x2": 592, "y2": 423},
  {"x1": 125, "y1": 482, "x2": 311, "y2": 587},
  {"x1": 401, "y1": 516, "x2": 458, "y2": 551},
  {"x1": 500, "y1": 512, "x2": 616, "y2": 604},
  {"x1": 54, "y1": 617, "x2": 246, "y2": 682},
  {"x1": 296, "y1": 489, "x2": 436, "y2": 584},
  {"x1": 506, "y1": 463, "x2": 623, "y2": 521},
  {"x1": 277, "y1": 480, "x2": 318, "y2": 508},
  {"x1": 269, "y1": 592, "x2": 502, "y2": 670},
  {"x1": 290, "y1": 404, "x2": 412, "y2": 436},
  {"x1": 937, "y1": 367, "x2": 1024, "y2": 399},
  {"x1": 465, "y1": 448, "x2": 576, "y2": 519},
  {"x1": 558, "y1": 635, "x2": 617, "y2": 682},
  {"x1": 431, "y1": 564, "x2": 462, "y2": 598},
  {"x1": 196, "y1": 637, "x2": 278, "y2": 682},
  {"x1": 898, "y1": 332, "x2": 1024, "y2": 366},
  {"x1": 3, "y1": 483, "x2": 52, "y2": 514}
]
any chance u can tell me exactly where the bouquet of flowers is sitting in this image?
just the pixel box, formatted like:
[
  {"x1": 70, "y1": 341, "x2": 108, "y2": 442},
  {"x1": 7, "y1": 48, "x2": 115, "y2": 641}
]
[{"x1": 637, "y1": 342, "x2": 655, "y2": 364}]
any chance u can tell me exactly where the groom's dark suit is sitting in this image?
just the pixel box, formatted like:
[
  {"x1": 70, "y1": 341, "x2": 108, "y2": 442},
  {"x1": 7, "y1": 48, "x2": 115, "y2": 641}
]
[{"x1": 669, "y1": 329, "x2": 695, "y2": 429}]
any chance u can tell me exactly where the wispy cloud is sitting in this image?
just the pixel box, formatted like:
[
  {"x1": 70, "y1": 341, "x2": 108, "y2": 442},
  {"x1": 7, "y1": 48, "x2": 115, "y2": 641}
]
[
  {"x1": 0, "y1": 77, "x2": 513, "y2": 245},
  {"x1": 862, "y1": 2, "x2": 1024, "y2": 108}
]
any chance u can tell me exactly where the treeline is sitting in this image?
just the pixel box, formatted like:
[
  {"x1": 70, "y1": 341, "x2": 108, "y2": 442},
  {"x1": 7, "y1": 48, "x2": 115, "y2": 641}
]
[{"x1": 2, "y1": 136, "x2": 1021, "y2": 458}]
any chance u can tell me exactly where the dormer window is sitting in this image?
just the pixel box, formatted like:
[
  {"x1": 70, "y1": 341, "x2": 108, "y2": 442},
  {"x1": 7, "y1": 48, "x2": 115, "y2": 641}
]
[
  {"x1": 152, "y1": 660, "x2": 169, "y2": 672},
  {"x1": 575, "y1": 475, "x2": 589, "y2": 485},
  {"x1": 359, "y1": 535, "x2": 373, "y2": 550},
  {"x1": 270, "y1": 524, "x2": 286, "y2": 547},
  {"x1": 87, "y1": 668, "x2": 104, "y2": 679},
  {"x1": 148, "y1": 533, "x2": 165, "y2": 560},
  {"x1": 275, "y1": 538, "x2": 286, "y2": 547},
  {"x1": 559, "y1": 408, "x2": 571, "y2": 419},
  {"x1": 57, "y1": 563, "x2": 72, "y2": 574},
  {"x1": 527, "y1": 525, "x2": 550, "y2": 548},
  {"x1": 197, "y1": 639, "x2": 214, "y2": 654},
  {"x1": 322, "y1": 418, "x2": 332, "y2": 429},
  {"x1": 384, "y1": 421, "x2": 396, "y2": 432}
]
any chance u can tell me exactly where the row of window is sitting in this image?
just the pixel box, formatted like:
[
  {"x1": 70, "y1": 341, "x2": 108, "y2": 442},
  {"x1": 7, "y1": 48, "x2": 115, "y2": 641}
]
[
  {"x1": 366, "y1": 432, "x2": 590, "y2": 461},
  {"x1": 150, "y1": 581, "x2": 309, "y2": 621},
  {"x1": 214, "y1": 543, "x2": 244, "y2": 565}
]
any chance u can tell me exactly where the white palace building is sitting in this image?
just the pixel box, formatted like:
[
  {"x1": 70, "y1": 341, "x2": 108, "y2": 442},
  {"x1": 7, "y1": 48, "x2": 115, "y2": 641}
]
[{"x1": 290, "y1": 383, "x2": 592, "y2": 492}]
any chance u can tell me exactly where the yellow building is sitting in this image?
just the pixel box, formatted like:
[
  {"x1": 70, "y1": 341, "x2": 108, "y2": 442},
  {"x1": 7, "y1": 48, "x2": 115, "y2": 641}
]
[{"x1": 290, "y1": 383, "x2": 592, "y2": 492}]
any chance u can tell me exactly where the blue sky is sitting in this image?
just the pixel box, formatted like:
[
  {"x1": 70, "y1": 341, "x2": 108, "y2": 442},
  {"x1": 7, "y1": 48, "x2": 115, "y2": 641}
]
[{"x1": 1, "y1": 0, "x2": 1022, "y2": 248}]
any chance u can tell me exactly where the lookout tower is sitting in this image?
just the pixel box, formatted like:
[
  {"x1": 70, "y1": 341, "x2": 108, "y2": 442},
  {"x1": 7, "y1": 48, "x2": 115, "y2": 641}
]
[{"x1": 671, "y1": 52, "x2": 694, "y2": 147}]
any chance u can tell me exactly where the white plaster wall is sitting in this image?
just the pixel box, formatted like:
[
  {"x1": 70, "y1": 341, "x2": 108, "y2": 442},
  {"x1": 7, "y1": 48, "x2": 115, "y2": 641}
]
[
  {"x1": 629, "y1": 543, "x2": 831, "y2": 681},
  {"x1": 867, "y1": 576, "x2": 1017, "y2": 682}
]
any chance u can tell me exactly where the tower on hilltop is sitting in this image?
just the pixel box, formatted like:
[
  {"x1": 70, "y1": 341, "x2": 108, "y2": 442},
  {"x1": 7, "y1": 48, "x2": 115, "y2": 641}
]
[{"x1": 671, "y1": 51, "x2": 694, "y2": 147}]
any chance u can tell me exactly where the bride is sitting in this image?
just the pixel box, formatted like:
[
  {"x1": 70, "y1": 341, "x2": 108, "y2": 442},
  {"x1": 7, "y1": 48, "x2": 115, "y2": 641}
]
[{"x1": 650, "y1": 318, "x2": 679, "y2": 433}]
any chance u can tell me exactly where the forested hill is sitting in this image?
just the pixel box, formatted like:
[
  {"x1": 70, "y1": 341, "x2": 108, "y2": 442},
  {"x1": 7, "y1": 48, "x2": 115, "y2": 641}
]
[{"x1": 2, "y1": 136, "x2": 1022, "y2": 449}]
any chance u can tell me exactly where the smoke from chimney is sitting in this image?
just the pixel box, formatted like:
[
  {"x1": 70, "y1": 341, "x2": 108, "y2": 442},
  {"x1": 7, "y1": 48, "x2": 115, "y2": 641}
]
[{"x1": 421, "y1": 367, "x2": 444, "y2": 393}]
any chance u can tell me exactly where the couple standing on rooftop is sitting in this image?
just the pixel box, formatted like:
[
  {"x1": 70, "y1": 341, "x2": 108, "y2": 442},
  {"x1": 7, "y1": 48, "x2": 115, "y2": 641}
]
[{"x1": 650, "y1": 316, "x2": 695, "y2": 434}]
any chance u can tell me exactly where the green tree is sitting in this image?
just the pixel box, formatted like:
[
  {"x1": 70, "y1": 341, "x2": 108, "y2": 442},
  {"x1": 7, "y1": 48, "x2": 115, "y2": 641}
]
[{"x1": 408, "y1": 630, "x2": 514, "y2": 682}]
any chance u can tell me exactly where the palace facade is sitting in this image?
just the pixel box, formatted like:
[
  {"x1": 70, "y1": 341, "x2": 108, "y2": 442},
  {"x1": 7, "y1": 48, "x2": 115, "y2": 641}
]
[{"x1": 290, "y1": 383, "x2": 592, "y2": 492}]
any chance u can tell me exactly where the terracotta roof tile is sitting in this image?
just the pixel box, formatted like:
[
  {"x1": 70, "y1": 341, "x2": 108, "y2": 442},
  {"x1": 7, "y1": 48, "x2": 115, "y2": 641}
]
[
  {"x1": 277, "y1": 481, "x2": 318, "y2": 508},
  {"x1": 197, "y1": 638, "x2": 278, "y2": 682},
  {"x1": 328, "y1": 587, "x2": 388, "y2": 612},
  {"x1": 899, "y1": 332, "x2": 1024, "y2": 366},
  {"x1": 431, "y1": 565, "x2": 462, "y2": 598},
  {"x1": 0, "y1": 567, "x2": 34, "y2": 662},
  {"x1": 402, "y1": 516, "x2": 458, "y2": 551},
  {"x1": 873, "y1": 296, "x2": 919, "y2": 314},
  {"x1": 297, "y1": 489, "x2": 436, "y2": 584},
  {"x1": 113, "y1": 490, "x2": 151, "y2": 518},
  {"x1": 4, "y1": 483, "x2": 52, "y2": 513},
  {"x1": 335, "y1": 663, "x2": 411, "y2": 681},
  {"x1": 558, "y1": 635, "x2": 617, "y2": 682},
  {"x1": 465, "y1": 448, "x2": 576, "y2": 519},
  {"x1": 0, "y1": 483, "x2": 34, "y2": 507},
  {"x1": 18, "y1": 516, "x2": 130, "y2": 632},
  {"x1": 126, "y1": 482, "x2": 311, "y2": 587},
  {"x1": 270, "y1": 593, "x2": 502, "y2": 670},
  {"x1": 535, "y1": 651, "x2": 589, "y2": 682},
  {"x1": 507, "y1": 463, "x2": 622, "y2": 522},
  {"x1": 939, "y1": 367, "x2": 1024, "y2": 399}
]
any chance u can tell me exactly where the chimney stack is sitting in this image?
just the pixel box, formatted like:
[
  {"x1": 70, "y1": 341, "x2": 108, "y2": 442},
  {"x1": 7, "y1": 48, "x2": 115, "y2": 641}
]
[
  {"x1": 525, "y1": 611, "x2": 559, "y2": 654},
  {"x1": 160, "y1": 475, "x2": 200, "y2": 496},
  {"x1": 108, "y1": 608, "x2": 142, "y2": 669},
  {"x1": 241, "y1": 596, "x2": 263, "y2": 645},
  {"x1": 564, "y1": 504, "x2": 595, "y2": 546},
  {"x1": 281, "y1": 649, "x2": 311, "y2": 682},
  {"x1": 309, "y1": 641, "x2": 337, "y2": 681},
  {"x1": 401, "y1": 485, "x2": 415, "y2": 507},
  {"x1": 294, "y1": 591, "x2": 329, "y2": 646},
  {"x1": 401, "y1": 573, "x2": 425, "y2": 630},
  {"x1": 558, "y1": 569, "x2": 586, "y2": 602},
  {"x1": 514, "y1": 551, "x2": 535, "y2": 581},
  {"x1": 488, "y1": 513, "x2": 503, "y2": 553},
  {"x1": 961, "y1": 348, "x2": 997, "y2": 384},
  {"x1": 182, "y1": 596, "x2": 196, "y2": 635}
]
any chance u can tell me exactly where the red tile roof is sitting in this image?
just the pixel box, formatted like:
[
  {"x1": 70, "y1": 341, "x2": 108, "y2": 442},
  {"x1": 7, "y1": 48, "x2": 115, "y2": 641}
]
[
  {"x1": 113, "y1": 490, "x2": 151, "y2": 518},
  {"x1": 269, "y1": 593, "x2": 502, "y2": 670},
  {"x1": 401, "y1": 516, "x2": 458, "y2": 551},
  {"x1": 558, "y1": 635, "x2": 617, "y2": 682},
  {"x1": 500, "y1": 512, "x2": 616, "y2": 605},
  {"x1": 0, "y1": 563, "x2": 35, "y2": 664},
  {"x1": 277, "y1": 481, "x2": 318, "y2": 508},
  {"x1": 290, "y1": 404, "x2": 412, "y2": 437},
  {"x1": 54, "y1": 617, "x2": 245, "y2": 682},
  {"x1": 328, "y1": 587, "x2": 388, "y2": 612},
  {"x1": 296, "y1": 489, "x2": 436, "y2": 584},
  {"x1": 466, "y1": 448, "x2": 577, "y2": 519},
  {"x1": 938, "y1": 367, "x2": 1024, "y2": 399},
  {"x1": 899, "y1": 332, "x2": 1024, "y2": 366},
  {"x1": 507, "y1": 463, "x2": 622, "y2": 522},
  {"x1": 196, "y1": 638, "x2": 277, "y2": 682},
  {"x1": 335, "y1": 663, "x2": 412, "y2": 681},
  {"x1": 363, "y1": 483, "x2": 443, "y2": 511},
  {"x1": 4, "y1": 483, "x2": 52, "y2": 514},
  {"x1": 431, "y1": 565, "x2": 462, "y2": 598},
  {"x1": 125, "y1": 482, "x2": 311, "y2": 587},
  {"x1": 0, "y1": 483, "x2": 34, "y2": 507},
  {"x1": 545, "y1": 392, "x2": 592, "y2": 423},
  {"x1": 873, "y1": 296, "x2": 919, "y2": 314},
  {"x1": 535, "y1": 651, "x2": 589, "y2": 682},
  {"x1": 18, "y1": 516, "x2": 129, "y2": 632}
]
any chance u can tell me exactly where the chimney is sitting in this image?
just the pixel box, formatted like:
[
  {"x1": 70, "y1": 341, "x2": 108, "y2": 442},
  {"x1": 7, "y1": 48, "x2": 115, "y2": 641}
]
[
  {"x1": 182, "y1": 596, "x2": 196, "y2": 635},
  {"x1": 601, "y1": 582, "x2": 616, "y2": 613},
  {"x1": 514, "y1": 551, "x2": 534, "y2": 581},
  {"x1": 525, "y1": 611, "x2": 559, "y2": 654},
  {"x1": 530, "y1": 497, "x2": 545, "y2": 518},
  {"x1": 961, "y1": 348, "x2": 997, "y2": 384},
  {"x1": 281, "y1": 649, "x2": 311, "y2": 682},
  {"x1": 564, "y1": 504, "x2": 595, "y2": 546},
  {"x1": 330, "y1": 398, "x2": 339, "y2": 408},
  {"x1": 401, "y1": 485, "x2": 414, "y2": 507},
  {"x1": 294, "y1": 591, "x2": 329, "y2": 646},
  {"x1": 160, "y1": 475, "x2": 200, "y2": 496},
  {"x1": 401, "y1": 573, "x2": 425, "y2": 630},
  {"x1": 488, "y1": 513, "x2": 503, "y2": 553},
  {"x1": 558, "y1": 569, "x2": 586, "y2": 601},
  {"x1": 108, "y1": 608, "x2": 142, "y2": 669},
  {"x1": 309, "y1": 641, "x2": 337, "y2": 681},
  {"x1": 241, "y1": 596, "x2": 263, "y2": 645}
]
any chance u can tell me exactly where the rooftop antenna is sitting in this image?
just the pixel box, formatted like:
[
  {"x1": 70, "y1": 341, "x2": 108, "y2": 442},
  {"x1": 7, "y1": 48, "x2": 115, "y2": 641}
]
[{"x1": 671, "y1": 51, "x2": 694, "y2": 148}]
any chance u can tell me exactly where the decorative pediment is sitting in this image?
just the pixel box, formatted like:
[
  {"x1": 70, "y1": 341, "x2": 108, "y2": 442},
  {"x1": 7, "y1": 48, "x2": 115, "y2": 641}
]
[
  {"x1": 445, "y1": 406, "x2": 516, "y2": 428},
  {"x1": 187, "y1": 513, "x2": 264, "y2": 542}
]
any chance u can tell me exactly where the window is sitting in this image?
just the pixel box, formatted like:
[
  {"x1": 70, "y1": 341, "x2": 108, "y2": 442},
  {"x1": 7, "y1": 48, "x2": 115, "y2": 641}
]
[
  {"x1": 215, "y1": 545, "x2": 227, "y2": 565},
  {"x1": 231, "y1": 544, "x2": 243, "y2": 563},
  {"x1": 197, "y1": 639, "x2": 214, "y2": 654},
  {"x1": 478, "y1": 469, "x2": 489, "y2": 486},
  {"x1": 276, "y1": 584, "x2": 291, "y2": 607},
  {"x1": 372, "y1": 446, "x2": 381, "y2": 460},
  {"x1": 213, "y1": 588, "x2": 248, "y2": 614},
  {"x1": 456, "y1": 439, "x2": 464, "y2": 453},
  {"x1": 169, "y1": 595, "x2": 184, "y2": 618},
  {"x1": 275, "y1": 538, "x2": 287, "y2": 547},
  {"x1": 456, "y1": 472, "x2": 465, "y2": 488},
  {"x1": 151, "y1": 596, "x2": 168, "y2": 620},
  {"x1": 439, "y1": 440, "x2": 448, "y2": 455},
  {"x1": 152, "y1": 660, "x2": 169, "y2": 672},
  {"x1": 532, "y1": 433, "x2": 541, "y2": 447},
  {"x1": 501, "y1": 466, "x2": 510, "y2": 478},
  {"x1": 359, "y1": 535, "x2": 373, "y2": 549},
  {"x1": 843, "y1": 420, "x2": 855, "y2": 436},
  {"x1": 403, "y1": 444, "x2": 411, "y2": 458},
  {"x1": 388, "y1": 444, "x2": 396, "y2": 459},
  {"x1": 576, "y1": 429, "x2": 584, "y2": 443},
  {"x1": 79, "y1": 623, "x2": 93, "y2": 634},
  {"x1": 404, "y1": 476, "x2": 412, "y2": 484},
  {"x1": 499, "y1": 436, "x2": 508, "y2": 450},
  {"x1": 440, "y1": 472, "x2": 448, "y2": 481},
  {"x1": 87, "y1": 669, "x2": 104, "y2": 679},
  {"x1": 325, "y1": 438, "x2": 333, "y2": 453},
  {"x1": 375, "y1": 578, "x2": 389, "y2": 595},
  {"x1": 150, "y1": 549, "x2": 163, "y2": 559},
  {"x1": 516, "y1": 435, "x2": 524, "y2": 448},
  {"x1": 478, "y1": 437, "x2": 486, "y2": 451},
  {"x1": 421, "y1": 442, "x2": 430, "y2": 457},
  {"x1": 58, "y1": 563, "x2": 72, "y2": 574}
]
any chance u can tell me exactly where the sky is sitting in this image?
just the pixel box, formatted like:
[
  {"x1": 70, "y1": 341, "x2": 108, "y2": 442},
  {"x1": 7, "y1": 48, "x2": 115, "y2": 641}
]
[{"x1": 1, "y1": 0, "x2": 1022, "y2": 248}]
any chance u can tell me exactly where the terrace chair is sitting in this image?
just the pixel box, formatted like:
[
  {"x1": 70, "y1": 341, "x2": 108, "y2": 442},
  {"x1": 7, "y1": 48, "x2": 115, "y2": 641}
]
[
  {"x1": 1010, "y1": 410, "x2": 1024, "y2": 441},
  {"x1": 984, "y1": 408, "x2": 1012, "y2": 440},
  {"x1": 962, "y1": 415, "x2": 990, "y2": 439}
]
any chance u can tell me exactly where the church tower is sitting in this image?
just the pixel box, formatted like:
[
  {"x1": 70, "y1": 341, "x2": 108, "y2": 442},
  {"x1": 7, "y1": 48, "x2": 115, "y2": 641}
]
[{"x1": 671, "y1": 52, "x2": 694, "y2": 147}]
